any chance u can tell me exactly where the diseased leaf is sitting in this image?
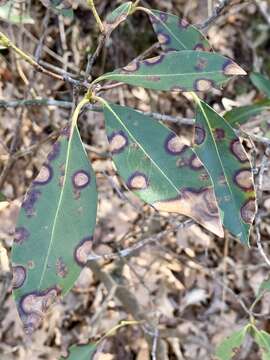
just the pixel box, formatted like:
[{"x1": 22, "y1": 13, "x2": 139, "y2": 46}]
[
  {"x1": 147, "y1": 9, "x2": 211, "y2": 52},
  {"x1": 0, "y1": 1, "x2": 34, "y2": 24},
  {"x1": 103, "y1": 103, "x2": 223, "y2": 237},
  {"x1": 253, "y1": 329, "x2": 270, "y2": 360},
  {"x1": 104, "y1": 2, "x2": 132, "y2": 34},
  {"x1": 12, "y1": 125, "x2": 97, "y2": 334},
  {"x1": 224, "y1": 99, "x2": 270, "y2": 128},
  {"x1": 250, "y1": 72, "x2": 270, "y2": 97},
  {"x1": 60, "y1": 343, "x2": 97, "y2": 360},
  {"x1": 194, "y1": 100, "x2": 257, "y2": 244},
  {"x1": 215, "y1": 328, "x2": 247, "y2": 360},
  {"x1": 95, "y1": 51, "x2": 246, "y2": 92}
]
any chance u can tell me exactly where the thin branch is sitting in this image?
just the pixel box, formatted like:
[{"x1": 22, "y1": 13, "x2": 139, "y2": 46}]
[
  {"x1": 197, "y1": 0, "x2": 233, "y2": 29},
  {"x1": 151, "y1": 328, "x2": 159, "y2": 360},
  {"x1": 0, "y1": 99, "x2": 100, "y2": 111},
  {"x1": 87, "y1": 0, "x2": 105, "y2": 33},
  {"x1": 144, "y1": 111, "x2": 194, "y2": 125},
  {"x1": 85, "y1": 33, "x2": 107, "y2": 80},
  {"x1": 87, "y1": 219, "x2": 194, "y2": 262},
  {"x1": 0, "y1": 31, "x2": 90, "y2": 89}
]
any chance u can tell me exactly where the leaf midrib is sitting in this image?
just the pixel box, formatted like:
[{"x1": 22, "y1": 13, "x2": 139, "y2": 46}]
[
  {"x1": 102, "y1": 70, "x2": 224, "y2": 80},
  {"x1": 38, "y1": 128, "x2": 75, "y2": 290}
]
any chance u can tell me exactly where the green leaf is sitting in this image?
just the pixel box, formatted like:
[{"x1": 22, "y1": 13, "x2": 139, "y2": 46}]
[
  {"x1": 215, "y1": 328, "x2": 247, "y2": 360},
  {"x1": 104, "y1": 2, "x2": 132, "y2": 34},
  {"x1": 253, "y1": 329, "x2": 270, "y2": 360},
  {"x1": 95, "y1": 51, "x2": 246, "y2": 92},
  {"x1": 147, "y1": 9, "x2": 211, "y2": 52},
  {"x1": 250, "y1": 72, "x2": 270, "y2": 97},
  {"x1": 194, "y1": 100, "x2": 257, "y2": 244},
  {"x1": 224, "y1": 99, "x2": 270, "y2": 128},
  {"x1": 60, "y1": 343, "x2": 97, "y2": 360},
  {"x1": 0, "y1": 1, "x2": 34, "y2": 24},
  {"x1": 12, "y1": 125, "x2": 97, "y2": 334},
  {"x1": 103, "y1": 102, "x2": 223, "y2": 237}
]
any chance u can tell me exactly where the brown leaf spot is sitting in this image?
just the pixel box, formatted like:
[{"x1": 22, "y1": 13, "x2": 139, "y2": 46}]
[
  {"x1": 194, "y1": 79, "x2": 213, "y2": 91},
  {"x1": 33, "y1": 164, "x2": 53, "y2": 185},
  {"x1": 127, "y1": 172, "x2": 149, "y2": 190},
  {"x1": 72, "y1": 170, "x2": 90, "y2": 189},
  {"x1": 19, "y1": 287, "x2": 60, "y2": 334},
  {"x1": 195, "y1": 57, "x2": 208, "y2": 71},
  {"x1": 165, "y1": 133, "x2": 187, "y2": 155},
  {"x1": 223, "y1": 60, "x2": 247, "y2": 76},
  {"x1": 157, "y1": 32, "x2": 170, "y2": 45},
  {"x1": 234, "y1": 169, "x2": 253, "y2": 191},
  {"x1": 214, "y1": 128, "x2": 225, "y2": 141},
  {"x1": 108, "y1": 130, "x2": 128, "y2": 154},
  {"x1": 48, "y1": 141, "x2": 61, "y2": 162},
  {"x1": 74, "y1": 237, "x2": 93, "y2": 266},
  {"x1": 123, "y1": 61, "x2": 139, "y2": 72},
  {"x1": 14, "y1": 227, "x2": 30, "y2": 245},
  {"x1": 194, "y1": 124, "x2": 206, "y2": 145},
  {"x1": 12, "y1": 265, "x2": 26, "y2": 289},
  {"x1": 179, "y1": 18, "x2": 189, "y2": 29},
  {"x1": 189, "y1": 154, "x2": 204, "y2": 170},
  {"x1": 22, "y1": 189, "x2": 42, "y2": 217},
  {"x1": 144, "y1": 54, "x2": 164, "y2": 66},
  {"x1": 193, "y1": 43, "x2": 207, "y2": 51},
  {"x1": 230, "y1": 139, "x2": 248, "y2": 163},
  {"x1": 241, "y1": 198, "x2": 256, "y2": 224},
  {"x1": 56, "y1": 257, "x2": 68, "y2": 278},
  {"x1": 153, "y1": 187, "x2": 223, "y2": 237}
]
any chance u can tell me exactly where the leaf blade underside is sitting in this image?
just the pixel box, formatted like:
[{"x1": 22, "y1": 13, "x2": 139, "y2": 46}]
[
  {"x1": 12, "y1": 125, "x2": 97, "y2": 334},
  {"x1": 103, "y1": 103, "x2": 223, "y2": 237},
  {"x1": 194, "y1": 100, "x2": 257, "y2": 244},
  {"x1": 148, "y1": 9, "x2": 211, "y2": 52},
  {"x1": 96, "y1": 51, "x2": 246, "y2": 92}
]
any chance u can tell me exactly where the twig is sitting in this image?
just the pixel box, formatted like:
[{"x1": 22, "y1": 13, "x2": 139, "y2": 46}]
[
  {"x1": 144, "y1": 111, "x2": 194, "y2": 125},
  {"x1": 87, "y1": 0, "x2": 105, "y2": 33},
  {"x1": 151, "y1": 328, "x2": 159, "y2": 360},
  {"x1": 0, "y1": 32, "x2": 90, "y2": 89},
  {"x1": 197, "y1": 0, "x2": 233, "y2": 29},
  {"x1": 85, "y1": 33, "x2": 107, "y2": 80},
  {"x1": 87, "y1": 219, "x2": 194, "y2": 262},
  {"x1": 0, "y1": 99, "x2": 100, "y2": 110}
]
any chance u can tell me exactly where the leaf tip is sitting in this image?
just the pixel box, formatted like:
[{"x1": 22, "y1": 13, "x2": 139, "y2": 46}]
[{"x1": 223, "y1": 60, "x2": 247, "y2": 76}]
